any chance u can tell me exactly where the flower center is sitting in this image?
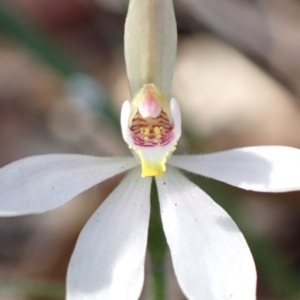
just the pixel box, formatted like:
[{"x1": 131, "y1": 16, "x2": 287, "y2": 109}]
[
  {"x1": 121, "y1": 84, "x2": 182, "y2": 178},
  {"x1": 130, "y1": 111, "x2": 174, "y2": 147}
]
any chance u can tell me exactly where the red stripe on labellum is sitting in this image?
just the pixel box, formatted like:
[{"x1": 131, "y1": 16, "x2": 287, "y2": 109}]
[{"x1": 129, "y1": 111, "x2": 174, "y2": 146}]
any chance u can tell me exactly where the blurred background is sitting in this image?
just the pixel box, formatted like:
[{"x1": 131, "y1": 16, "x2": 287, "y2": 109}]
[{"x1": 0, "y1": 0, "x2": 300, "y2": 299}]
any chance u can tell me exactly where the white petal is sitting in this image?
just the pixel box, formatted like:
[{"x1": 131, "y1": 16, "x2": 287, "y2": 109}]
[
  {"x1": 0, "y1": 155, "x2": 138, "y2": 216},
  {"x1": 169, "y1": 146, "x2": 300, "y2": 192},
  {"x1": 155, "y1": 167, "x2": 256, "y2": 300},
  {"x1": 67, "y1": 168, "x2": 151, "y2": 300}
]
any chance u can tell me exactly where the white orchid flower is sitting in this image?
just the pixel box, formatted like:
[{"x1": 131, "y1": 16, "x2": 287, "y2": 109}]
[{"x1": 1, "y1": 0, "x2": 300, "y2": 299}]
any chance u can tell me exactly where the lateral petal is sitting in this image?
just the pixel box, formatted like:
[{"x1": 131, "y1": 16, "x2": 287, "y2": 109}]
[
  {"x1": 67, "y1": 168, "x2": 151, "y2": 300},
  {"x1": 169, "y1": 146, "x2": 300, "y2": 192},
  {"x1": 0, "y1": 155, "x2": 138, "y2": 216},
  {"x1": 156, "y1": 167, "x2": 256, "y2": 300}
]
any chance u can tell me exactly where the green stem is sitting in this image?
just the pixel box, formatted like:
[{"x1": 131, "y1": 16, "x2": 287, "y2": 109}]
[{"x1": 147, "y1": 180, "x2": 167, "y2": 300}]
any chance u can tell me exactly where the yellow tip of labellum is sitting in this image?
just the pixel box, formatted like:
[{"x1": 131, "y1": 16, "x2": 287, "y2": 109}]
[{"x1": 140, "y1": 157, "x2": 167, "y2": 178}]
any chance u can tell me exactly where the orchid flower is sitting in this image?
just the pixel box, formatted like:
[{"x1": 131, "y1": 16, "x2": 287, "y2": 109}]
[{"x1": 1, "y1": 0, "x2": 300, "y2": 300}]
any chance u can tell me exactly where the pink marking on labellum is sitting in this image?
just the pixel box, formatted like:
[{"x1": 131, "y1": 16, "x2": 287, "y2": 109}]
[{"x1": 129, "y1": 111, "x2": 174, "y2": 147}]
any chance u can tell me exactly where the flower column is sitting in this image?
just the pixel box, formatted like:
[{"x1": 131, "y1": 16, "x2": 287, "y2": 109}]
[{"x1": 122, "y1": 0, "x2": 181, "y2": 178}]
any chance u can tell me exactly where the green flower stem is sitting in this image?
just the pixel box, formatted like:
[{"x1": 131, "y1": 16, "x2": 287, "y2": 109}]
[{"x1": 148, "y1": 180, "x2": 167, "y2": 300}]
